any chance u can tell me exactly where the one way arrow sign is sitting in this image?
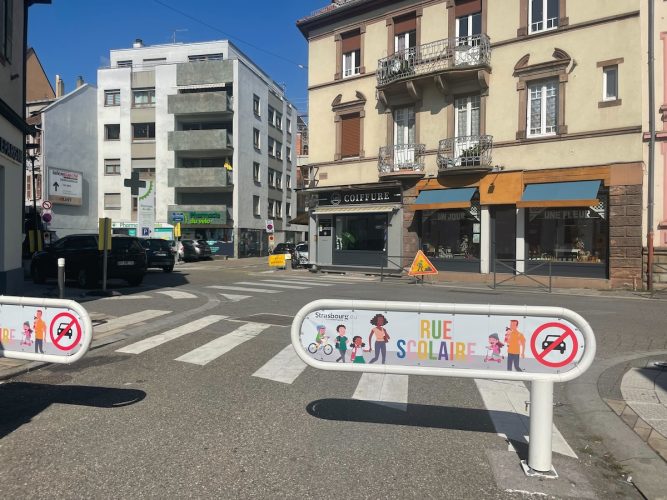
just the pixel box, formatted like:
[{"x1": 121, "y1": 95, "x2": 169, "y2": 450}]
[{"x1": 52, "y1": 182, "x2": 59, "y2": 192}]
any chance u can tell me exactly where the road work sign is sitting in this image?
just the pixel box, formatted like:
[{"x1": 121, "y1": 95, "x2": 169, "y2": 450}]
[
  {"x1": 0, "y1": 296, "x2": 92, "y2": 364},
  {"x1": 268, "y1": 254, "x2": 286, "y2": 267},
  {"x1": 408, "y1": 250, "x2": 438, "y2": 276}
]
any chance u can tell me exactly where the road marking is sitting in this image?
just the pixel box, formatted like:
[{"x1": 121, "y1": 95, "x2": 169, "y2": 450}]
[
  {"x1": 474, "y1": 379, "x2": 578, "y2": 458},
  {"x1": 235, "y1": 281, "x2": 307, "y2": 290},
  {"x1": 175, "y1": 322, "x2": 270, "y2": 366},
  {"x1": 156, "y1": 290, "x2": 198, "y2": 299},
  {"x1": 116, "y1": 315, "x2": 227, "y2": 355},
  {"x1": 206, "y1": 285, "x2": 279, "y2": 294},
  {"x1": 352, "y1": 373, "x2": 409, "y2": 412},
  {"x1": 101, "y1": 294, "x2": 153, "y2": 300},
  {"x1": 261, "y1": 279, "x2": 333, "y2": 287},
  {"x1": 252, "y1": 344, "x2": 308, "y2": 384},
  {"x1": 95, "y1": 310, "x2": 171, "y2": 334},
  {"x1": 219, "y1": 293, "x2": 251, "y2": 302}
]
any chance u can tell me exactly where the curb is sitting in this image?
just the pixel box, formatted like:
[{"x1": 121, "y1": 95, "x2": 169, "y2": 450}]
[{"x1": 604, "y1": 397, "x2": 667, "y2": 462}]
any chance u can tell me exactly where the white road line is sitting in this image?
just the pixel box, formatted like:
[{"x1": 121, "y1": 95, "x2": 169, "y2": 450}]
[
  {"x1": 252, "y1": 344, "x2": 307, "y2": 384},
  {"x1": 175, "y1": 322, "x2": 270, "y2": 366},
  {"x1": 261, "y1": 279, "x2": 333, "y2": 287},
  {"x1": 95, "y1": 310, "x2": 171, "y2": 334},
  {"x1": 156, "y1": 290, "x2": 198, "y2": 299},
  {"x1": 116, "y1": 315, "x2": 227, "y2": 355},
  {"x1": 352, "y1": 373, "x2": 409, "y2": 412},
  {"x1": 474, "y1": 379, "x2": 578, "y2": 459},
  {"x1": 219, "y1": 293, "x2": 251, "y2": 302},
  {"x1": 207, "y1": 285, "x2": 279, "y2": 294},
  {"x1": 235, "y1": 281, "x2": 308, "y2": 290},
  {"x1": 101, "y1": 294, "x2": 153, "y2": 300}
]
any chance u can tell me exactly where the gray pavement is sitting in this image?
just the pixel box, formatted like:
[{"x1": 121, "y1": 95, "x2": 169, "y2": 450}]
[{"x1": 1, "y1": 260, "x2": 666, "y2": 498}]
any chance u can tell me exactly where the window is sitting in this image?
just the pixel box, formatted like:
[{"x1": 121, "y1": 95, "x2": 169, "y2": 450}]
[
  {"x1": 253, "y1": 196, "x2": 261, "y2": 216},
  {"x1": 104, "y1": 193, "x2": 121, "y2": 210},
  {"x1": 276, "y1": 201, "x2": 282, "y2": 218},
  {"x1": 527, "y1": 79, "x2": 558, "y2": 137},
  {"x1": 341, "y1": 30, "x2": 361, "y2": 78},
  {"x1": 268, "y1": 169, "x2": 275, "y2": 186},
  {"x1": 455, "y1": 96, "x2": 480, "y2": 138},
  {"x1": 105, "y1": 124, "x2": 120, "y2": 141},
  {"x1": 286, "y1": 146, "x2": 292, "y2": 162},
  {"x1": 132, "y1": 122, "x2": 155, "y2": 140},
  {"x1": 143, "y1": 58, "x2": 166, "y2": 67},
  {"x1": 420, "y1": 206, "x2": 482, "y2": 265},
  {"x1": 335, "y1": 213, "x2": 387, "y2": 251},
  {"x1": 182, "y1": 157, "x2": 224, "y2": 168},
  {"x1": 253, "y1": 95, "x2": 261, "y2": 116},
  {"x1": 117, "y1": 60, "x2": 132, "y2": 68},
  {"x1": 456, "y1": 12, "x2": 481, "y2": 41},
  {"x1": 529, "y1": 0, "x2": 559, "y2": 34},
  {"x1": 253, "y1": 162, "x2": 261, "y2": 182},
  {"x1": 340, "y1": 113, "x2": 361, "y2": 158},
  {"x1": 343, "y1": 49, "x2": 360, "y2": 78},
  {"x1": 287, "y1": 118, "x2": 292, "y2": 133},
  {"x1": 1, "y1": 0, "x2": 13, "y2": 62},
  {"x1": 286, "y1": 175, "x2": 292, "y2": 189},
  {"x1": 276, "y1": 172, "x2": 282, "y2": 189},
  {"x1": 275, "y1": 112, "x2": 283, "y2": 130},
  {"x1": 268, "y1": 137, "x2": 277, "y2": 157},
  {"x1": 188, "y1": 53, "x2": 224, "y2": 62},
  {"x1": 268, "y1": 107, "x2": 277, "y2": 127},
  {"x1": 104, "y1": 159, "x2": 121, "y2": 175},
  {"x1": 603, "y1": 65, "x2": 618, "y2": 101},
  {"x1": 276, "y1": 141, "x2": 283, "y2": 160},
  {"x1": 133, "y1": 88, "x2": 155, "y2": 107},
  {"x1": 104, "y1": 90, "x2": 120, "y2": 106},
  {"x1": 253, "y1": 128, "x2": 260, "y2": 149},
  {"x1": 286, "y1": 202, "x2": 292, "y2": 217},
  {"x1": 268, "y1": 199, "x2": 275, "y2": 217}
]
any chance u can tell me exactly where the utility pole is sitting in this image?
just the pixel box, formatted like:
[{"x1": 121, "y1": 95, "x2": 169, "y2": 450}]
[{"x1": 647, "y1": 0, "x2": 656, "y2": 292}]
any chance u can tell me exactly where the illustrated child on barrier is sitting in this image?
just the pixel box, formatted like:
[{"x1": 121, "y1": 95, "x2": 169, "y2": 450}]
[
  {"x1": 349, "y1": 335, "x2": 367, "y2": 364},
  {"x1": 486, "y1": 333, "x2": 504, "y2": 363},
  {"x1": 314, "y1": 324, "x2": 327, "y2": 350},
  {"x1": 21, "y1": 321, "x2": 33, "y2": 347},
  {"x1": 368, "y1": 313, "x2": 390, "y2": 364},
  {"x1": 335, "y1": 324, "x2": 348, "y2": 363}
]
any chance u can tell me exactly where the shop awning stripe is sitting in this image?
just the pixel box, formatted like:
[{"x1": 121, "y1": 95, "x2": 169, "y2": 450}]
[
  {"x1": 313, "y1": 204, "x2": 400, "y2": 214},
  {"x1": 412, "y1": 187, "x2": 476, "y2": 210},
  {"x1": 518, "y1": 180, "x2": 601, "y2": 208}
]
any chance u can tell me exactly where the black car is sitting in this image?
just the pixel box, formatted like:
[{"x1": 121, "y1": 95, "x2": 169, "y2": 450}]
[
  {"x1": 178, "y1": 239, "x2": 211, "y2": 262},
  {"x1": 195, "y1": 240, "x2": 212, "y2": 260},
  {"x1": 31, "y1": 234, "x2": 147, "y2": 288},
  {"x1": 272, "y1": 242, "x2": 296, "y2": 255},
  {"x1": 541, "y1": 334, "x2": 567, "y2": 354},
  {"x1": 141, "y1": 238, "x2": 176, "y2": 272}
]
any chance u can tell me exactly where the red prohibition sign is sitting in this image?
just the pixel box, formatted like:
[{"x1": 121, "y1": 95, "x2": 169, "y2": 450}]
[
  {"x1": 49, "y1": 312, "x2": 82, "y2": 351},
  {"x1": 530, "y1": 322, "x2": 579, "y2": 368}
]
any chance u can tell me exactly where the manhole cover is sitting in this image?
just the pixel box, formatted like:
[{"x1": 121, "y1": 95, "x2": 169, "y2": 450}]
[{"x1": 234, "y1": 313, "x2": 294, "y2": 326}]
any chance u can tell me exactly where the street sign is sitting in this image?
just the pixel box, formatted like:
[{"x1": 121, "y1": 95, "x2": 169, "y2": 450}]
[
  {"x1": 41, "y1": 210, "x2": 52, "y2": 223},
  {"x1": 0, "y1": 296, "x2": 92, "y2": 364},
  {"x1": 98, "y1": 217, "x2": 112, "y2": 251},
  {"x1": 48, "y1": 168, "x2": 83, "y2": 206},
  {"x1": 268, "y1": 254, "x2": 286, "y2": 267},
  {"x1": 530, "y1": 322, "x2": 580, "y2": 369},
  {"x1": 41, "y1": 200, "x2": 52, "y2": 210},
  {"x1": 408, "y1": 250, "x2": 438, "y2": 276},
  {"x1": 268, "y1": 234, "x2": 275, "y2": 243},
  {"x1": 171, "y1": 212, "x2": 185, "y2": 223},
  {"x1": 174, "y1": 223, "x2": 182, "y2": 238},
  {"x1": 265, "y1": 220, "x2": 274, "y2": 233}
]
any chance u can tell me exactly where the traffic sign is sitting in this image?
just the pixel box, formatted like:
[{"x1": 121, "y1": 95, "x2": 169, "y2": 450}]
[
  {"x1": 49, "y1": 312, "x2": 82, "y2": 351},
  {"x1": 41, "y1": 200, "x2": 52, "y2": 210},
  {"x1": 408, "y1": 250, "x2": 438, "y2": 276},
  {"x1": 268, "y1": 234, "x2": 275, "y2": 242},
  {"x1": 141, "y1": 227, "x2": 150, "y2": 237},
  {"x1": 269, "y1": 254, "x2": 286, "y2": 267},
  {"x1": 41, "y1": 210, "x2": 52, "y2": 223},
  {"x1": 173, "y1": 222, "x2": 182, "y2": 238},
  {"x1": 98, "y1": 217, "x2": 112, "y2": 251},
  {"x1": 265, "y1": 220, "x2": 274, "y2": 233},
  {"x1": 171, "y1": 212, "x2": 184, "y2": 223},
  {"x1": 530, "y1": 322, "x2": 580, "y2": 369}
]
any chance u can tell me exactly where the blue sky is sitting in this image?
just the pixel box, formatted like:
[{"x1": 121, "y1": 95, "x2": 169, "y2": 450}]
[{"x1": 27, "y1": 0, "x2": 327, "y2": 113}]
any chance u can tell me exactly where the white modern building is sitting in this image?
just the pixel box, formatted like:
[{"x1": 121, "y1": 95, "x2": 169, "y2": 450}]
[{"x1": 97, "y1": 39, "x2": 305, "y2": 257}]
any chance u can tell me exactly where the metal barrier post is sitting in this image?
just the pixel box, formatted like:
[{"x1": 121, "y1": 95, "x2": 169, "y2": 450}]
[
  {"x1": 548, "y1": 261, "x2": 552, "y2": 293},
  {"x1": 526, "y1": 380, "x2": 555, "y2": 475},
  {"x1": 57, "y1": 258, "x2": 65, "y2": 299}
]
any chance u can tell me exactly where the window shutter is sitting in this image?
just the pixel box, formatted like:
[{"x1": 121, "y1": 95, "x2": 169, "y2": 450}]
[
  {"x1": 455, "y1": 0, "x2": 482, "y2": 17},
  {"x1": 341, "y1": 31, "x2": 361, "y2": 53},
  {"x1": 341, "y1": 114, "x2": 361, "y2": 158},
  {"x1": 393, "y1": 14, "x2": 416, "y2": 35}
]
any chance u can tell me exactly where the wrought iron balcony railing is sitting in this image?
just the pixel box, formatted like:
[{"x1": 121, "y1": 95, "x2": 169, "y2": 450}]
[
  {"x1": 377, "y1": 34, "x2": 491, "y2": 87},
  {"x1": 437, "y1": 135, "x2": 493, "y2": 170},
  {"x1": 378, "y1": 144, "x2": 426, "y2": 175}
]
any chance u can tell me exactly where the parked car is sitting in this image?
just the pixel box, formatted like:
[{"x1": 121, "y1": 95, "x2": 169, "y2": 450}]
[
  {"x1": 31, "y1": 234, "x2": 146, "y2": 288},
  {"x1": 195, "y1": 239, "x2": 213, "y2": 260},
  {"x1": 291, "y1": 243, "x2": 309, "y2": 269},
  {"x1": 272, "y1": 242, "x2": 295, "y2": 259},
  {"x1": 178, "y1": 239, "x2": 212, "y2": 262},
  {"x1": 141, "y1": 238, "x2": 176, "y2": 272}
]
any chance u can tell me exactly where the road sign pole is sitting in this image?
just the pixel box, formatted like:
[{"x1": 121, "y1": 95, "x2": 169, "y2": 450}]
[
  {"x1": 525, "y1": 380, "x2": 556, "y2": 476},
  {"x1": 102, "y1": 218, "x2": 109, "y2": 291}
]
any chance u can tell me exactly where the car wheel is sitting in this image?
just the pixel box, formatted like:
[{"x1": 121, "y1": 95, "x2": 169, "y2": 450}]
[
  {"x1": 32, "y1": 265, "x2": 46, "y2": 284},
  {"x1": 163, "y1": 265, "x2": 174, "y2": 273},
  {"x1": 127, "y1": 275, "x2": 144, "y2": 286}
]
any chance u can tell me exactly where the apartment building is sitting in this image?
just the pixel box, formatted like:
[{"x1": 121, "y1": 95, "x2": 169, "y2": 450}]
[
  {"x1": 97, "y1": 39, "x2": 304, "y2": 257},
  {"x1": 298, "y1": 0, "x2": 662, "y2": 289}
]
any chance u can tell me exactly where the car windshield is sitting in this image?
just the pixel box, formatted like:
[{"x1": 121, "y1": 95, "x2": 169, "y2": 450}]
[
  {"x1": 297, "y1": 244, "x2": 308, "y2": 251},
  {"x1": 148, "y1": 240, "x2": 171, "y2": 251},
  {"x1": 112, "y1": 238, "x2": 144, "y2": 252}
]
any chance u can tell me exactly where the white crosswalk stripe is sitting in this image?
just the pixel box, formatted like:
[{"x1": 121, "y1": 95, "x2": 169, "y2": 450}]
[
  {"x1": 95, "y1": 310, "x2": 171, "y2": 335},
  {"x1": 252, "y1": 344, "x2": 308, "y2": 384},
  {"x1": 352, "y1": 373, "x2": 409, "y2": 412},
  {"x1": 261, "y1": 279, "x2": 333, "y2": 287},
  {"x1": 175, "y1": 322, "x2": 270, "y2": 366},
  {"x1": 207, "y1": 285, "x2": 279, "y2": 294},
  {"x1": 219, "y1": 293, "x2": 251, "y2": 302},
  {"x1": 156, "y1": 290, "x2": 198, "y2": 299},
  {"x1": 235, "y1": 281, "x2": 308, "y2": 290},
  {"x1": 116, "y1": 315, "x2": 227, "y2": 355},
  {"x1": 101, "y1": 294, "x2": 153, "y2": 300},
  {"x1": 474, "y1": 379, "x2": 577, "y2": 458}
]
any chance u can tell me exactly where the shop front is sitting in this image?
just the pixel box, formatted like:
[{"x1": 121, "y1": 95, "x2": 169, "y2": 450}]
[
  {"x1": 310, "y1": 184, "x2": 403, "y2": 270},
  {"x1": 168, "y1": 207, "x2": 233, "y2": 256}
]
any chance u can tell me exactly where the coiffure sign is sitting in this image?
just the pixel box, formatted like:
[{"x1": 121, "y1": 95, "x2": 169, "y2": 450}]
[{"x1": 319, "y1": 186, "x2": 402, "y2": 207}]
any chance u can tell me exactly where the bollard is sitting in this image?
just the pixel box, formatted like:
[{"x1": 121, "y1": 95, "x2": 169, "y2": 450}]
[
  {"x1": 58, "y1": 258, "x2": 65, "y2": 299},
  {"x1": 524, "y1": 380, "x2": 557, "y2": 477}
]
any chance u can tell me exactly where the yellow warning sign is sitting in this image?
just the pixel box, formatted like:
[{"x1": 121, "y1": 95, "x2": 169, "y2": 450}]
[
  {"x1": 408, "y1": 250, "x2": 438, "y2": 276},
  {"x1": 268, "y1": 254, "x2": 286, "y2": 267}
]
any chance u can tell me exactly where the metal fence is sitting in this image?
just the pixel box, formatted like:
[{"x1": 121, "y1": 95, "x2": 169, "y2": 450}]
[
  {"x1": 493, "y1": 259, "x2": 553, "y2": 293},
  {"x1": 437, "y1": 134, "x2": 493, "y2": 170},
  {"x1": 378, "y1": 144, "x2": 426, "y2": 174}
]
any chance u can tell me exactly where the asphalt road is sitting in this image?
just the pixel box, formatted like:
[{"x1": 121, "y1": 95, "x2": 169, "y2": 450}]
[{"x1": 2, "y1": 260, "x2": 665, "y2": 499}]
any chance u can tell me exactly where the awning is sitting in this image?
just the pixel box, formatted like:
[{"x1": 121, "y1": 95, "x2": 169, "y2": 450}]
[
  {"x1": 313, "y1": 204, "x2": 400, "y2": 215},
  {"x1": 517, "y1": 180, "x2": 601, "y2": 208},
  {"x1": 413, "y1": 187, "x2": 477, "y2": 210}
]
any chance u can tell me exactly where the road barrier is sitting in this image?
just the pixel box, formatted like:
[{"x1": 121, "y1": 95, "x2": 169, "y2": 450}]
[{"x1": 291, "y1": 299, "x2": 596, "y2": 477}]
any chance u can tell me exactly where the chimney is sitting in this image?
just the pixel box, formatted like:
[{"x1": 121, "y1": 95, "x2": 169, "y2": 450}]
[
  {"x1": 55, "y1": 75, "x2": 65, "y2": 97},
  {"x1": 133, "y1": 38, "x2": 144, "y2": 48},
  {"x1": 76, "y1": 76, "x2": 84, "y2": 88}
]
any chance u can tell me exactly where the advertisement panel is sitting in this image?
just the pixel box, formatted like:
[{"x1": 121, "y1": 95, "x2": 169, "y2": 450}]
[
  {"x1": 48, "y1": 167, "x2": 83, "y2": 206},
  {"x1": 137, "y1": 180, "x2": 156, "y2": 237}
]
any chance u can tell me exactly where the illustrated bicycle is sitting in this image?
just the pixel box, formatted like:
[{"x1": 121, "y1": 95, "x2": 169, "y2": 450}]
[{"x1": 308, "y1": 337, "x2": 334, "y2": 355}]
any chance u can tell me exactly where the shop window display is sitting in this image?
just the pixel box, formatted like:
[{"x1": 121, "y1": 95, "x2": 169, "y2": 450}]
[
  {"x1": 420, "y1": 205, "x2": 481, "y2": 272},
  {"x1": 335, "y1": 214, "x2": 387, "y2": 252}
]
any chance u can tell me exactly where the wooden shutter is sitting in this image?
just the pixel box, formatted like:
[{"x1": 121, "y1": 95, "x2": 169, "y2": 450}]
[
  {"x1": 341, "y1": 31, "x2": 360, "y2": 53},
  {"x1": 341, "y1": 114, "x2": 361, "y2": 158},
  {"x1": 394, "y1": 14, "x2": 416, "y2": 35},
  {"x1": 455, "y1": 0, "x2": 482, "y2": 17}
]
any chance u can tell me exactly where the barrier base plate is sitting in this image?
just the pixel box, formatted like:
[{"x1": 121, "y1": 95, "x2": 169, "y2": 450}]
[{"x1": 520, "y1": 460, "x2": 558, "y2": 479}]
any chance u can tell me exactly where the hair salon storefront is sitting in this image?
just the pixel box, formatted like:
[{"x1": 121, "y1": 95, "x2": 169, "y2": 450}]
[
  {"x1": 408, "y1": 164, "x2": 642, "y2": 287},
  {"x1": 309, "y1": 184, "x2": 403, "y2": 270}
]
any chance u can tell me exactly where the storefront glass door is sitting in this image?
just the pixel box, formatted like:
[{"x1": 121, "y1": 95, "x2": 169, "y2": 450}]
[{"x1": 491, "y1": 206, "x2": 517, "y2": 268}]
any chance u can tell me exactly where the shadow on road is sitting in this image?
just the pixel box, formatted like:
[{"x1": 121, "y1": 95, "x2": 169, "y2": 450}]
[
  {"x1": 306, "y1": 398, "x2": 529, "y2": 458},
  {"x1": 0, "y1": 382, "x2": 146, "y2": 439}
]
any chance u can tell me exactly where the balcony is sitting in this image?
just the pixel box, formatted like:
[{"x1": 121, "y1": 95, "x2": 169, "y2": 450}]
[
  {"x1": 176, "y1": 60, "x2": 233, "y2": 86},
  {"x1": 437, "y1": 135, "x2": 493, "y2": 175},
  {"x1": 376, "y1": 35, "x2": 490, "y2": 104},
  {"x1": 168, "y1": 167, "x2": 232, "y2": 191},
  {"x1": 378, "y1": 144, "x2": 426, "y2": 180},
  {"x1": 168, "y1": 129, "x2": 232, "y2": 153},
  {"x1": 168, "y1": 92, "x2": 233, "y2": 116}
]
